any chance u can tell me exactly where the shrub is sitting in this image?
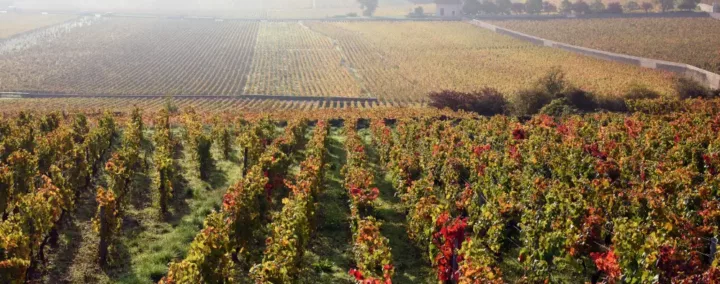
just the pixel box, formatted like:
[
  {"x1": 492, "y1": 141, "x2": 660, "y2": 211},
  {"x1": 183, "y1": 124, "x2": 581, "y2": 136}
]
[
  {"x1": 539, "y1": 98, "x2": 580, "y2": 116},
  {"x1": 428, "y1": 88, "x2": 508, "y2": 116},
  {"x1": 164, "y1": 95, "x2": 178, "y2": 114},
  {"x1": 510, "y1": 88, "x2": 554, "y2": 116},
  {"x1": 563, "y1": 88, "x2": 597, "y2": 111},
  {"x1": 674, "y1": 77, "x2": 710, "y2": 99},
  {"x1": 535, "y1": 67, "x2": 567, "y2": 97},
  {"x1": 596, "y1": 96, "x2": 629, "y2": 112},
  {"x1": 624, "y1": 84, "x2": 660, "y2": 100}
]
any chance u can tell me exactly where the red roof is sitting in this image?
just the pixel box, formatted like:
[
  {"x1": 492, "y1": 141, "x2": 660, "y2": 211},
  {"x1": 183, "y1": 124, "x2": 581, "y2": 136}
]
[{"x1": 435, "y1": 0, "x2": 462, "y2": 4}]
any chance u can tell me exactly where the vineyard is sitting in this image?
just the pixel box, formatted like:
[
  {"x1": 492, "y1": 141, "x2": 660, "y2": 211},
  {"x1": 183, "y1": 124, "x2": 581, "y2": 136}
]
[
  {"x1": 491, "y1": 18, "x2": 720, "y2": 74},
  {"x1": 1, "y1": 100, "x2": 720, "y2": 283},
  {"x1": 0, "y1": 14, "x2": 77, "y2": 39},
  {"x1": 0, "y1": 19, "x2": 677, "y2": 105}
]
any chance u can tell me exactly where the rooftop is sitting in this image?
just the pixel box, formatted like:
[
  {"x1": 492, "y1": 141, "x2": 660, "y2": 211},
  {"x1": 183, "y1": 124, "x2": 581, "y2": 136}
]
[{"x1": 435, "y1": 0, "x2": 463, "y2": 5}]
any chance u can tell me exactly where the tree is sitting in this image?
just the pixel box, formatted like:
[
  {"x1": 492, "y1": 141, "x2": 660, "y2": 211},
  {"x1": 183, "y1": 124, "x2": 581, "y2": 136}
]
[
  {"x1": 413, "y1": 6, "x2": 424, "y2": 16},
  {"x1": 526, "y1": 0, "x2": 544, "y2": 13},
  {"x1": 607, "y1": 2, "x2": 624, "y2": 12},
  {"x1": 358, "y1": 0, "x2": 378, "y2": 16},
  {"x1": 625, "y1": 0, "x2": 640, "y2": 11},
  {"x1": 677, "y1": 0, "x2": 697, "y2": 10},
  {"x1": 463, "y1": 0, "x2": 482, "y2": 14},
  {"x1": 573, "y1": 0, "x2": 591, "y2": 13},
  {"x1": 641, "y1": 1, "x2": 654, "y2": 11},
  {"x1": 655, "y1": 0, "x2": 673, "y2": 12},
  {"x1": 590, "y1": 0, "x2": 606, "y2": 12},
  {"x1": 542, "y1": 1, "x2": 558, "y2": 13},
  {"x1": 560, "y1": 0, "x2": 573, "y2": 13},
  {"x1": 481, "y1": 0, "x2": 499, "y2": 14},
  {"x1": 497, "y1": 0, "x2": 513, "y2": 14},
  {"x1": 511, "y1": 2, "x2": 527, "y2": 13}
]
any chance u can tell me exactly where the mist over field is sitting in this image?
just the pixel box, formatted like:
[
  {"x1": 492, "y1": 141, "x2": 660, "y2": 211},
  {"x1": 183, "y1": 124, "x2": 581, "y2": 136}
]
[
  {"x1": 8, "y1": 0, "x2": 263, "y2": 11},
  {"x1": 4, "y1": 0, "x2": 407, "y2": 11}
]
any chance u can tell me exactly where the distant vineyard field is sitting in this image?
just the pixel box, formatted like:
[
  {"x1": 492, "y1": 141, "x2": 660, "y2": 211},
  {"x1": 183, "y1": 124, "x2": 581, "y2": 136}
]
[
  {"x1": 308, "y1": 21, "x2": 675, "y2": 101},
  {"x1": 0, "y1": 19, "x2": 676, "y2": 103},
  {"x1": 490, "y1": 18, "x2": 720, "y2": 74},
  {"x1": 0, "y1": 18, "x2": 259, "y2": 96},
  {"x1": 0, "y1": 13, "x2": 76, "y2": 39}
]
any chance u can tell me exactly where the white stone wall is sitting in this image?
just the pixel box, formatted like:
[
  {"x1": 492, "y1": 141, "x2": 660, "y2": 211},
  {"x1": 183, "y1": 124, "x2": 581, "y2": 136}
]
[
  {"x1": 469, "y1": 20, "x2": 720, "y2": 90},
  {"x1": 699, "y1": 3, "x2": 713, "y2": 12},
  {"x1": 436, "y1": 4, "x2": 462, "y2": 17}
]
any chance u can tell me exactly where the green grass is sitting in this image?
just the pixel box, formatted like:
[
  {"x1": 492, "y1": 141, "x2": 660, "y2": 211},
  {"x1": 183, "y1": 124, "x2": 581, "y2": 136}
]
[
  {"x1": 114, "y1": 142, "x2": 244, "y2": 284},
  {"x1": 40, "y1": 124, "x2": 435, "y2": 283},
  {"x1": 358, "y1": 128, "x2": 434, "y2": 284},
  {"x1": 301, "y1": 127, "x2": 355, "y2": 283}
]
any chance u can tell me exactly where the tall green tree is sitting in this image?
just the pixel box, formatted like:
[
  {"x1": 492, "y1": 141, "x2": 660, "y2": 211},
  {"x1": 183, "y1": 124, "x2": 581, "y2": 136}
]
[
  {"x1": 463, "y1": 0, "x2": 483, "y2": 14},
  {"x1": 590, "y1": 0, "x2": 606, "y2": 12},
  {"x1": 560, "y1": 0, "x2": 573, "y2": 13},
  {"x1": 526, "y1": 0, "x2": 544, "y2": 14},
  {"x1": 655, "y1": 0, "x2": 674, "y2": 12},
  {"x1": 497, "y1": 0, "x2": 513, "y2": 14}
]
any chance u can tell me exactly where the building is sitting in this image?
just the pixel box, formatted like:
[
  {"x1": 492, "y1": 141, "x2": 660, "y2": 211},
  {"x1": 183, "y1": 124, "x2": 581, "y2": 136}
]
[{"x1": 435, "y1": 0, "x2": 463, "y2": 17}]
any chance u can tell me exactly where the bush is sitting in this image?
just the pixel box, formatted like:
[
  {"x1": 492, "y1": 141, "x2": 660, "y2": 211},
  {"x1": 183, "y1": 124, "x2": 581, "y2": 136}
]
[
  {"x1": 539, "y1": 98, "x2": 580, "y2": 116},
  {"x1": 674, "y1": 77, "x2": 710, "y2": 99},
  {"x1": 535, "y1": 67, "x2": 567, "y2": 97},
  {"x1": 510, "y1": 88, "x2": 554, "y2": 116},
  {"x1": 563, "y1": 88, "x2": 597, "y2": 111},
  {"x1": 596, "y1": 96, "x2": 629, "y2": 112},
  {"x1": 713, "y1": 89, "x2": 720, "y2": 98},
  {"x1": 428, "y1": 88, "x2": 508, "y2": 116},
  {"x1": 624, "y1": 84, "x2": 660, "y2": 100},
  {"x1": 164, "y1": 95, "x2": 178, "y2": 114}
]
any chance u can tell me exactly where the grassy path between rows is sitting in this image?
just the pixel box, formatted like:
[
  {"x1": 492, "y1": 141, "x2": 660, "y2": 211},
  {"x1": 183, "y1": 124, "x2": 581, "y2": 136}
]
[
  {"x1": 302, "y1": 126, "x2": 355, "y2": 283},
  {"x1": 115, "y1": 143, "x2": 244, "y2": 284},
  {"x1": 359, "y1": 128, "x2": 434, "y2": 284}
]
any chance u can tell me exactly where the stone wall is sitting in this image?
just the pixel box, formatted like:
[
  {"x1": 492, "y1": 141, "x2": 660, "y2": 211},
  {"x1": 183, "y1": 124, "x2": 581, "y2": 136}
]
[
  {"x1": 473, "y1": 11, "x2": 710, "y2": 21},
  {"x1": 469, "y1": 20, "x2": 720, "y2": 90}
]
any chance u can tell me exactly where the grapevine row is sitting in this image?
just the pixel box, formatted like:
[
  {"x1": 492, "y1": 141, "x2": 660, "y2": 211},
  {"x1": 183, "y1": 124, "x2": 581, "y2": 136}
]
[
  {"x1": 0, "y1": 111, "x2": 116, "y2": 282},
  {"x1": 344, "y1": 119, "x2": 394, "y2": 283},
  {"x1": 250, "y1": 119, "x2": 330, "y2": 282},
  {"x1": 161, "y1": 118, "x2": 309, "y2": 283}
]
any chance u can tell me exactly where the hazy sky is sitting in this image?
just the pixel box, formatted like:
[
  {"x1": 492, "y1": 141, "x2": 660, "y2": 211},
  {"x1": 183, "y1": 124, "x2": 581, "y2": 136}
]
[
  {"x1": 10, "y1": 0, "x2": 269, "y2": 11},
  {"x1": 8, "y1": 0, "x2": 407, "y2": 12}
]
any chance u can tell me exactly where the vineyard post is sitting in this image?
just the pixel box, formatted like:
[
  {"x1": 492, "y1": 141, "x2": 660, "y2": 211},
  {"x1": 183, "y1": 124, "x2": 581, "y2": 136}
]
[{"x1": 97, "y1": 205, "x2": 109, "y2": 267}]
